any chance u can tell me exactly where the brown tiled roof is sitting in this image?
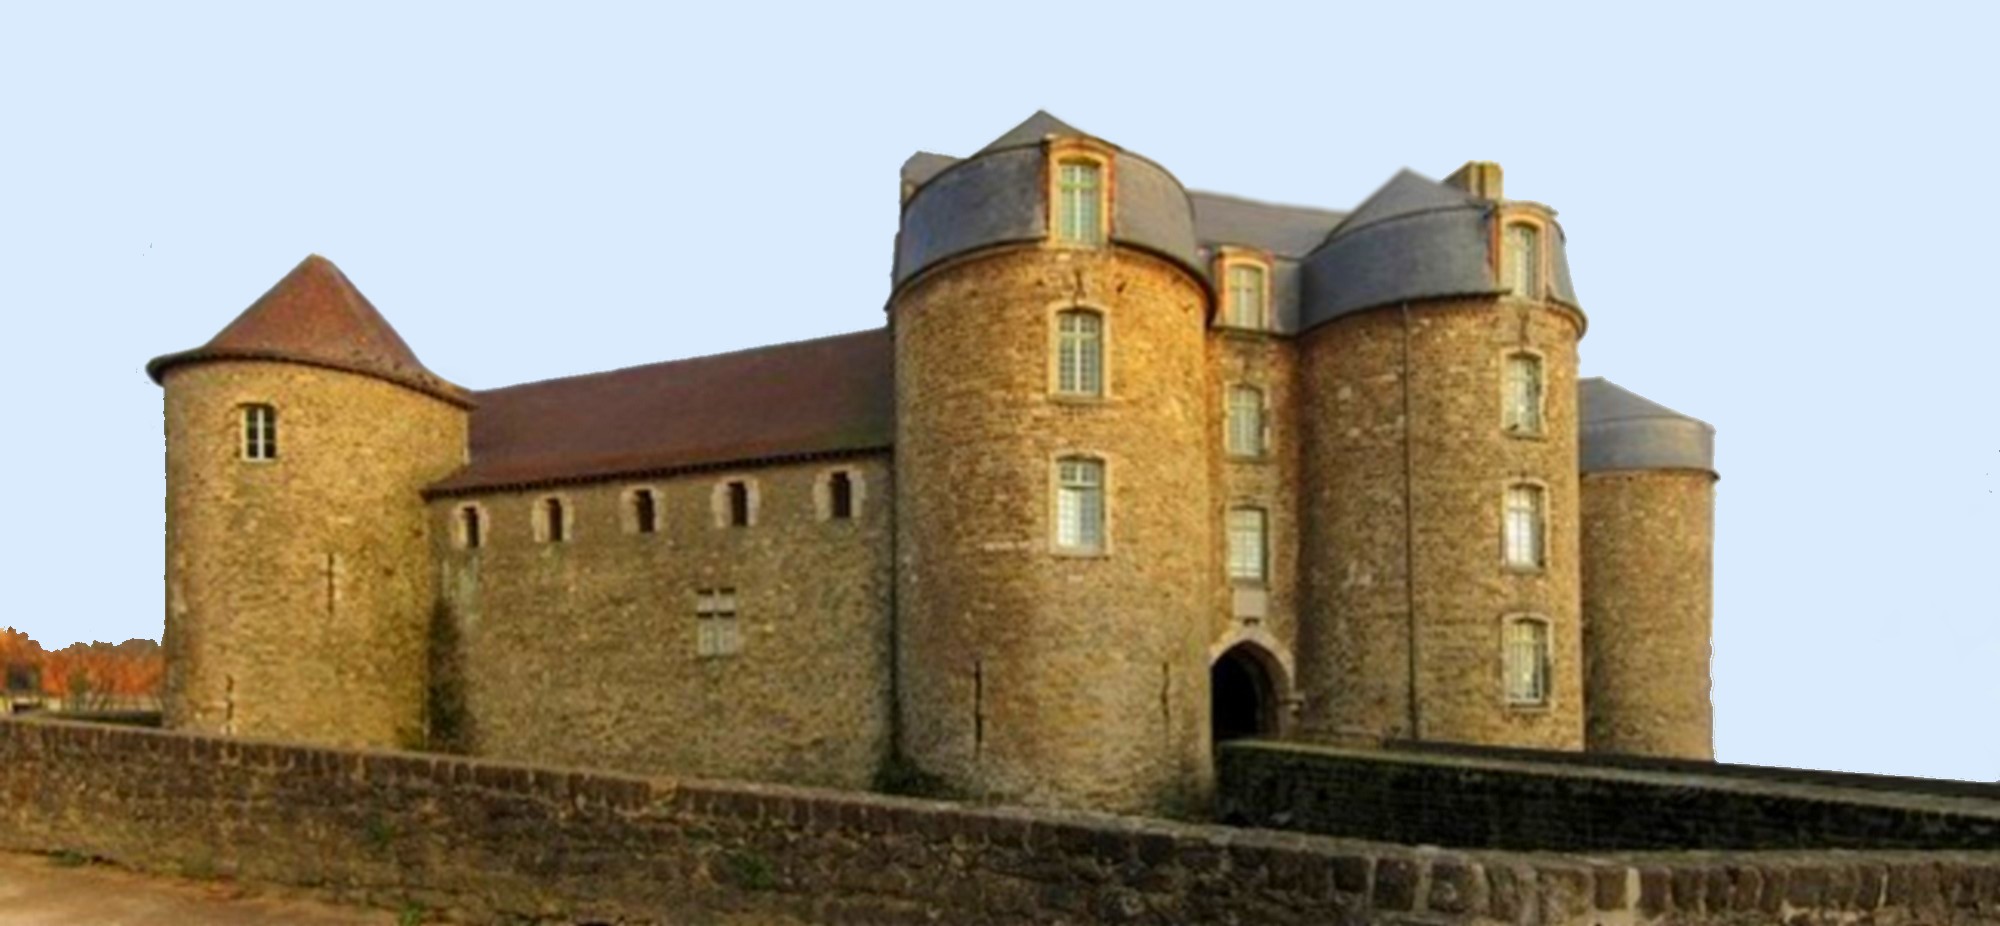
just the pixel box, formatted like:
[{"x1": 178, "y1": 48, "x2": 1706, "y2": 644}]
[
  {"x1": 426, "y1": 328, "x2": 895, "y2": 497},
  {"x1": 146, "y1": 254, "x2": 473, "y2": 407}
]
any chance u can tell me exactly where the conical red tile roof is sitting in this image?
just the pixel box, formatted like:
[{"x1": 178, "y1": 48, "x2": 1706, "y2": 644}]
[{"x1": 146, "y1": 255, "x2": 472, "y2": 407}]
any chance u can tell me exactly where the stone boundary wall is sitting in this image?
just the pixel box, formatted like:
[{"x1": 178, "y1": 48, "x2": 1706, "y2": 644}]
[
  {"x1": 1220, "y1": 740, "x2": 2000, "y2": 852},
  {"x1": 4, "y1": 719, "x2": 1999, "y2": 925}
]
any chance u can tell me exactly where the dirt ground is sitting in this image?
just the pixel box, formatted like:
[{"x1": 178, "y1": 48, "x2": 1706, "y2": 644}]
[{"x1": 0, "y1": 851, "x2": 397, "y2": 924}]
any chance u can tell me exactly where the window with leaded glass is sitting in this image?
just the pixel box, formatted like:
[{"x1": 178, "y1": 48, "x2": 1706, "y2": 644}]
[
  {"x1": 240, "y1": 404, "x2": 277, "y2": 461},
  {"x1": 1055, "y1": 457, "x2": 1105, "y2": 552},
  {"x1": 1505, "y1": 223, "x2": 1542, "y2": 299},
  {"x1": 1504, "y1": 617, "x2": 1551, "y2": 706},
  {"x1": 1227, "y1": 507, "x2": 1268, "y2": 583},
  {"x1": 1503, "y1": 353, "x2": 1544, "y2": 435},
  {"x1": 1056, "y1": 159, "x2": 1104, "y2": 245},
  {"x1": 1056, "y1": 309, "x2": 1104, "y2": 396},
  {"x1": 1226, "y1": 263, "x2": 1268, "y2": 328},
  {"x1": 1503, "y1": 484, "x2": 1546, "y2": 569},
  {"x1": 696, "y1": 587, "x2": 741, "y2": 658},
  {"x1": 1227, "y1": 385, "x2": 1266, "y2": 456}
]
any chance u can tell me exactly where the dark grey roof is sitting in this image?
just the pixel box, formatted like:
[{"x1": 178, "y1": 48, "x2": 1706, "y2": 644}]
[
  {"x1": 893, "y1": 112, "x2": 1201, "y2": 290},
  {"x1": 1579, "y1": 378, "x2": 1716, "y2": 474},
  {"x1": 1188, "y1": 192, "x2": 1346, "y2": 259},
  {"x1": 1300, "y1": 169, "x2": 1580, "y2": 328},
  {"x1": 977, "y1": 110, "x2": 1088, "y2": 154}
]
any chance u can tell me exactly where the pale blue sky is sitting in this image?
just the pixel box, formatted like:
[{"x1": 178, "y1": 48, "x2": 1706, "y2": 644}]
[{"x1": 1, "y1": 3, "x2": 1992, "y2": 781}]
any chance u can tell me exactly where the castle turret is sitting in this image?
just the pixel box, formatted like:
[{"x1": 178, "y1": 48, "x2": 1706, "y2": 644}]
[
  {"x1": 1578, "y1": 379, "x2": 1717, "y2": 759},
  {"x1": 1295, "y1": 164, "x2": 1587, "y2": 749},
  {"x1": 890, "y1": 113, "x2": 1214, "y2": 814},
  {"x1": 148, "y1": 255, "x2": 471, "y2": 748}
]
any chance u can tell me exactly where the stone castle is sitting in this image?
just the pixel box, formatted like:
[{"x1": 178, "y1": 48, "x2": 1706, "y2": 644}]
[{"x1": 148, "y1": 112, "x2": 1717, "y2": 817}]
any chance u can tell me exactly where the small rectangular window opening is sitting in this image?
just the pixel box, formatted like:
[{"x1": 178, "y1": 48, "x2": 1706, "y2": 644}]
[
  {"x1": 1504, "y1": 484, "x2": 1545, "y2": 569},
  {"x1": 727, "y1": 481, "x2": 750, "y2": 527},
  {"x1": 1056, "y1": 457, "x2": 1105, "y2": 552},
  {"x1": 461, "y1": 506, "x2": 483, "y2": 550},
  {"x1": 241, "y1": 404, "x2": 277, "y2": 461},
  {"x1": 1227, "y1": 508, "x2": 1268, "y2": 583},
  {"x1": 1057, "y1": 160, "x2": 1103, "y2": 245},
  {"x1": 1504, "y1": 354, "x2": 1544, "y2": 435},
  {"x1": 696, "y1": 587, "x2": 741, "y2": 657},
  {"x1": 829, "y1": 471, "x2": 854, "y2": 520},
  {"x1": 633, "y1": 489, "x2": 657, "y2": 534},
  {"x1": 545, "y1": 498, "x2": 566, "y2": 544},
  {"x1": 1505, "y1": 618, "x2": 1551, "y2": 705}
]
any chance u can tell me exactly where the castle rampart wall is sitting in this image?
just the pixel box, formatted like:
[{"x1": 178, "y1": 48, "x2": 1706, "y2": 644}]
[
  {"x1": 162, "y1": 360, "x2": 467, "y2": 749},
  {"x1": 1297, "y1": 298, "x2": 1584, "y2": 749},
  {"x1": 430, "y1": 456, "x2": 893, "y2": 791},
  {"x1": 6, "y1": 718, "x2": 1998, "y2": 925}
]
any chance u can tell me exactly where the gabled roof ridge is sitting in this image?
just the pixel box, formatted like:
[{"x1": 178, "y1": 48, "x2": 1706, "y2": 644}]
[
  {"x1": 1187, "y1": 188, "x2": 1348, "y2": 219},
  {"x1": 476, "y1": 327, "x2": 888, "y2": 396}
]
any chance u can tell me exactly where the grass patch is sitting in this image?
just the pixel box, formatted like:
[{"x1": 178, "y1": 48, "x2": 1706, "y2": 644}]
[
  {"x1": 721, "y1": 850, "x2": 776, "y2": 892},
  {"x1": 398, "y1": 901, "x2": 428, "y2": 926}
]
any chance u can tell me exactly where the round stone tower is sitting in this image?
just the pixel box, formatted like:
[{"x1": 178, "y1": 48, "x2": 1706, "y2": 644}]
[
  {"x1": 890, "y1": 113, "x2": 1215, "y2": 814},
  {"x1": 148, "y1": 255, "x2": 471, "y2": 749},
  {"x1": 1579, "y1": 378, "x2": 1717, "y2": 759},
  {"x1": 1295, "y1": 164, "x2": 1586, "y2": 750}
]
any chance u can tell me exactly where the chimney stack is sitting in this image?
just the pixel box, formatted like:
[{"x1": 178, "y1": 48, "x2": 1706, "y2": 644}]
[{"x1": 1445, "y1": 161, "x2": 1504, "y2": 200}]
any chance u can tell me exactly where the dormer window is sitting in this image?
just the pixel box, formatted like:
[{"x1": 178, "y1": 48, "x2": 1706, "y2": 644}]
[
  {"x1": 240, "y1": 404, "x2": 277, "y2": 461},
  {"x1": 1054, "y1": 158, "x2": 1106, "y2": 245},
  {"x1": 1225, "y1": 262, "x2": 1269, "y2": 329},
  {"x1": 1505, "y1": 223, "x2": 1542, "y2": 300}
]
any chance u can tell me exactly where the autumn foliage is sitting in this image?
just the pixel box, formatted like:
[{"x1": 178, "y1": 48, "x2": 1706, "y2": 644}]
[{"x1": 1, "y1": 628, "x2": 163, "y2": 710}]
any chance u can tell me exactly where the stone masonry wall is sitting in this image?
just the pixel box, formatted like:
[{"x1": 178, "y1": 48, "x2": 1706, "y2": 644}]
[
  {"x1": 1209, "y1": 330, "x2": 1302, "y2": 721},
  {"x1": 431, "y1": 456, "x2": 893, "y2": 791},
  {"x1": 6, "y1": 719, "x2": 2000, "y2": 925},
  {"x1": 892, "y1": 245, "x2": 1214, "y2": 816},
  {"x1": 1220, "y1": 739, "x2": 2000, "y2": 852},
  {"x1": 162, "y1": 361, "x2": 468, "y2": 749},
  {"x1": 1583, "y1": 469, "x2": 1717, "y2": 759},
  {"x1": 1296, "y1": 298, "x2": 1584, "y2": 749}
]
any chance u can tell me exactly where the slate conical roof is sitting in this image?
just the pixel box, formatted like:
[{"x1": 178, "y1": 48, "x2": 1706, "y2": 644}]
[
  {"x1": 146, "y1": 255, "x2": 472, "y2": 407},
  {"x1": 976, "y1": 110, "x2": 1092, "y2": 154},
  {"x1": 1579, "y1": 378, "x2": 1715, "y2": 474}
]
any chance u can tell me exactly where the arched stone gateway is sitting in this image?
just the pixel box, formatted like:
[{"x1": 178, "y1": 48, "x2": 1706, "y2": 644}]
[{"x1": 1211, "y1": 643, "x2": 1285, "y2": 745}]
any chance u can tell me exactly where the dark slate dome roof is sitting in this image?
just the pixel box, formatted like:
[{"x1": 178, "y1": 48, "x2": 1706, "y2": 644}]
[
  {"x1": 893, "y1": 111, "x2": 1202, "y2": 289},
  {"x1": 1299, "y1": 170, "x2": 1579, "y2": 328},
  {"x1": 1580, "y1": 378, "x2": 1716, "y2": 474},
  {"x1": 146, "y1": 254, "x2": 472, "y2": 406}
]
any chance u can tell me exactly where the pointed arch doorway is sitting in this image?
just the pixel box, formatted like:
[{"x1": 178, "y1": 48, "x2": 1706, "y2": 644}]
[{"x1": 1211, "y1": 642, "x2": 1283, "y2": 744}]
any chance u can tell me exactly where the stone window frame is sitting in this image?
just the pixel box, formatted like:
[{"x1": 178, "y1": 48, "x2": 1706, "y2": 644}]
[
  {"x1": 814, "y1": 466, "x2": 867, "y2": 522},
  {"x1": 238, "y1": 402, "x2": 278, "y2": 462},
  {"x1": 452, "y1": 501, "x2": 489, "y2": 551},
  {"x1": 1498, "y1": 347, "x2": 1547, "y2": 439},
  {"x1": 1213, "y1": 247, "x2": 1274, "y2": 331},
  {"x1": 694, "y1": 586, "x2": 742, "y2": 658},
  {"x1": 1049, "y1": 451, "x2": 1112, "y2": 558},
  {"x1": 1500, "y1": 478, "x2": 1550, "y2": 573},
  {"x1": 711, "y1": 476, "x2": 761, "y2": 529},
  {"x1": 1045, "y1": 139, "x2": 1115, "y2": 248},
  {"x1": 1494, "y1": 209, "x2": 1552, "y2": 302},
  {"x1": 1226, "y1": 504, "x2": 1270, "y2": 586},
  {"x1": 620, "y1": 484, "x2": 663, "y2": 536},
  {"x1": 1048, "y1": 301, "x2": 1112, "y2": 402},
  {"x1": 1499, "y1": 613, "x2": 1554, "y2": 709},
  {"x1": 1224, "y1": 382, "x2": 1271, "y2": 460},
  {"x1": 532, "y1": 493, "x2": 575, "y2": 545}
]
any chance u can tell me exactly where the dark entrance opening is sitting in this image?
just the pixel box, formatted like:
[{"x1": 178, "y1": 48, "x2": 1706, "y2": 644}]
[{"x1": 1211, "y1": 643, "x2": 1279, "y2": 744}]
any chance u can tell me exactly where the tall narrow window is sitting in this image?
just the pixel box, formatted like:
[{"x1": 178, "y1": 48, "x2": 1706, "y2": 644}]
[
  {"x1": 1503, "y1": 353, "x2": 1544, "y2": 435},
  {"x1": 828, "y1": 471, "x2": 854, "y2": 520},
  {"x1": 1503, "y1": 484, "x2": 1546, "y2": 569},
  {"x1": 727, "y1": 481, "x2": 750, "y2": 527},
  {"x1": 1505, "y1": 223, "x2": 1542, "y2": 299},
  {"x1": 1226, "y1": 263, "x2": 1268, "y2": 329},
  {"x1": 1056, "y1": 159, "x2": 1103, "y2": 244},
  {"x1": 241, "y1": 404, "x2": 277, "y2": 461},
  {"x1": 1504, "y1": 617, "x2": 1551, "y2": 705},
  {"x1": 1226, "y1": 385, "x2": 1266, "y2": 457},
  {"x1": 696, "y1": 587, "x2": 741, "y2": 658},
  {"x1": 1056, "y1": 309, "x2": 1104, "y2": 397},
  {"x1": 459, "y1": 505, "x2": 483, "y2": 550},
  {"x1": 543, "y1": 497, "x2": 567, "y2": 544},
  {"x1": 1227, "y1": 507, "x2": 1269, "y2": 583},
  {"x1": 632, "y1": 489, "x2": 658, "y2": 534},
  {"x1": 1055, "y1": 457, "x2": 1105, "y2": 552}
]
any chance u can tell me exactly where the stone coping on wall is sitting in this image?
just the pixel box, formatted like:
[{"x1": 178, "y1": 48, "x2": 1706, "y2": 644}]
[{"x1": 4, "y1": 718, "x2": 1999, "y2": 924}]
